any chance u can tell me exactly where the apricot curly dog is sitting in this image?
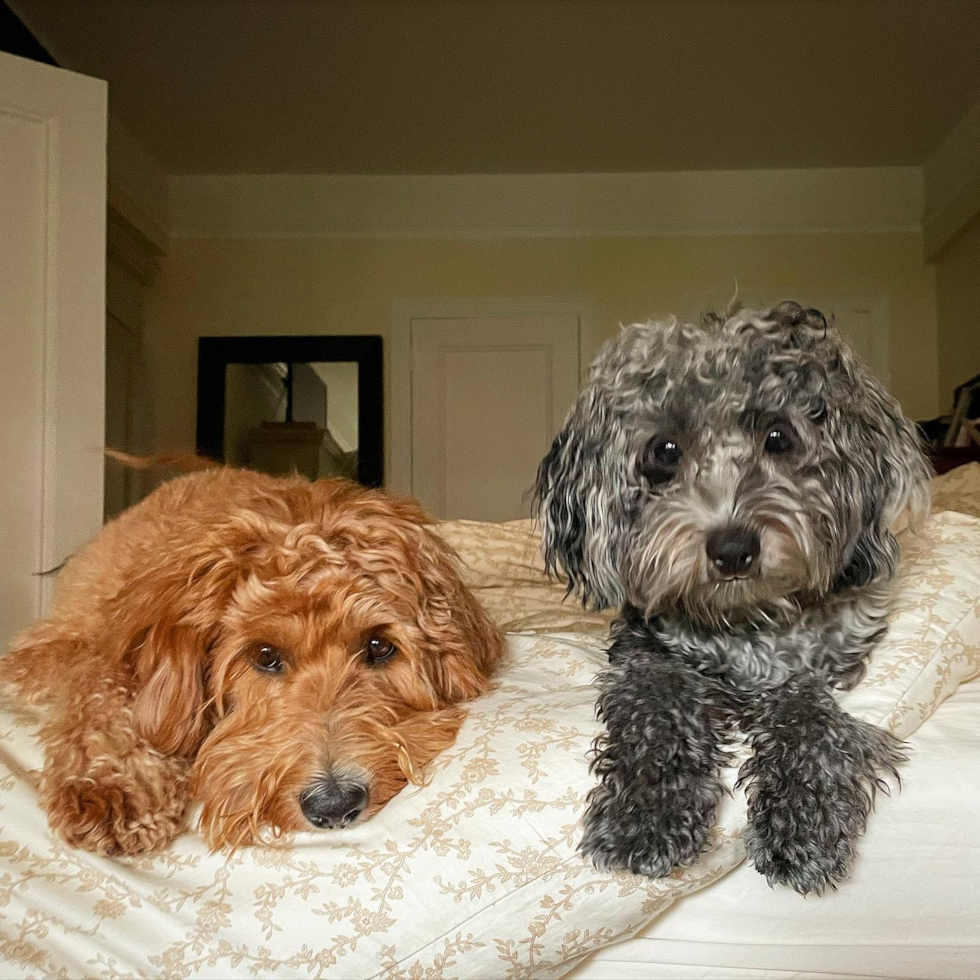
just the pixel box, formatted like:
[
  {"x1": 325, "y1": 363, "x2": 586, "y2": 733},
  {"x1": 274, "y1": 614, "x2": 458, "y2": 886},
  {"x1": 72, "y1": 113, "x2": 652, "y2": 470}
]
[{"x1": 2, "y1": 468, "x2": 502, "y2": 856}]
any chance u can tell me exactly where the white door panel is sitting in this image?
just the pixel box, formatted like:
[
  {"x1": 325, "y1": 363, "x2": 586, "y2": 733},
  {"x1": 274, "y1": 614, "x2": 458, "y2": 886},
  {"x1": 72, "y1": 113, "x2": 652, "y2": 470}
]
[
  {"x1": 0, "y1": 52, "x2": 106, "y2": 646},
  {"x1": 411, "y1": 313, "x2": 580, "y2": 521}
]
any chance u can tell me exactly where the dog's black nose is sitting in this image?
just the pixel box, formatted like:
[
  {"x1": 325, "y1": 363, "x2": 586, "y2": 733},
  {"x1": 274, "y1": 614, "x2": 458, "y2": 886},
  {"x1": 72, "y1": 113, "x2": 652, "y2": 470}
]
[
  {"x1": 300, "y1": 779, "x2": 369, "y2": 829},
  {"x1": 706, "y1": 527, "x2": 761, "y2": 578}
]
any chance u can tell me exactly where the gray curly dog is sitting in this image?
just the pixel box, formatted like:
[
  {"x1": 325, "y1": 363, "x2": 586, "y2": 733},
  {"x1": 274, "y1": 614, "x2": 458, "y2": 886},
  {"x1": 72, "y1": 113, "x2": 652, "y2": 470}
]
[{"x1": 535, "y1": 301, "x2": 931, "y2": 895}]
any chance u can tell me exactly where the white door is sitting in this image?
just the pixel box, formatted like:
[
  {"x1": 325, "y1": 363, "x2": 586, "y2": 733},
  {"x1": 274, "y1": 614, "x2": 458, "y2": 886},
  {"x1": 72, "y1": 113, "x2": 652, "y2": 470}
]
[
  {"x1": 0, "y1": 52, "x2": 107, "y2": 647},
  {"x1": 410, "y1": 311, "x2": 581, "y2": 521}
]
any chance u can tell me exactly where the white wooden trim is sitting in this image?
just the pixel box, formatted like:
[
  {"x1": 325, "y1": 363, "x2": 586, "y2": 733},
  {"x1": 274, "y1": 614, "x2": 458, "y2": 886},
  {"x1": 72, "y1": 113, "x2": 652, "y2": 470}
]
[
  {"x1": 923, "y1": 96, "x2": 980, "y2": 259},
  {"x1": 170, "y1": 168, "x2": 923, "y2": 241},
  {"x1": 0, "y1": 53, "x2": 106, "y2": 620},
  {"x1": 389, "y1": 298, "x2": 593, "y2": 495}
]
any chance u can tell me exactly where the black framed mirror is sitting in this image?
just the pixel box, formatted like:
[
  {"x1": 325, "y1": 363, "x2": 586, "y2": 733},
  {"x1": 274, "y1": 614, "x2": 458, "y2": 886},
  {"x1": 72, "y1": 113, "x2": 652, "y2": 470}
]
[{"x1": 197, "y1": 335, "x2": 384, "y2": 487}]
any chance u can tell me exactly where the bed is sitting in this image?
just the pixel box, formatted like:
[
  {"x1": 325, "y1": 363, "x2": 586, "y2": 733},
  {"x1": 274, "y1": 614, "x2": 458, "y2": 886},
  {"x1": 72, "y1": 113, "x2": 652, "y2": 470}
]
[{"x1": 0, "y1": 465, "x2": 978, "y2": 980}]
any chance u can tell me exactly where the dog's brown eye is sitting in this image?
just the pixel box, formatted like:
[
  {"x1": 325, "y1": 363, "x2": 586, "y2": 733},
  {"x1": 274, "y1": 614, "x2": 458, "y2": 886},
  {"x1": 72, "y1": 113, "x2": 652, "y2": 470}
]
[
  {"x1": 253, "y1": 643, "x2": 285, "y2": 674},
  {"x1": 643, "y1": 437, "x2": 683, "y2": 483},
  {"x1": 764, "y1": 427, "x2": 795, "y2": 454},
  {"x1": 364, "y1": 636, "x2": 397, "y2": 666}
]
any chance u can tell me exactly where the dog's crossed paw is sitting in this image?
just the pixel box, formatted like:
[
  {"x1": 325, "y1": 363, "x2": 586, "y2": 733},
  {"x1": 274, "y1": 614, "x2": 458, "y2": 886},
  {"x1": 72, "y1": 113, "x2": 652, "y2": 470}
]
[
  {"x1": 46, "y1": 776, "x2": 187, "y2": 857},
  {"x1": 743, "y1": 706, "x2": 906, "y2": 895}
]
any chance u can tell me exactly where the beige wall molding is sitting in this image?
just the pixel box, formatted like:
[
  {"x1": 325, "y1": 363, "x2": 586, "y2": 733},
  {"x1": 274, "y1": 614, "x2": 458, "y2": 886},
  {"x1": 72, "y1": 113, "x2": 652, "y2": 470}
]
[
  {"x1": 107, "y1": 116, "x2": 169, "y2": 253},
  {"x1": 923, "y1": 96, "x2": 980, "y2": 260},
  {"x1": 168, "y1": 168, "x2": 923, "y2": 241}
]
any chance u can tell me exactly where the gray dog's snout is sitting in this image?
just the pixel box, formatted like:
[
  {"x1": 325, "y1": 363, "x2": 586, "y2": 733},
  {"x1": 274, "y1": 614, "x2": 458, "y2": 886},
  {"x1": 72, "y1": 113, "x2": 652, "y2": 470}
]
[
  {"x1": 706, "y1": 527, "x2": 760, "y2": 578},
  {"x1": 300, "y1": 779, "x2": 369, "y2": 829}
]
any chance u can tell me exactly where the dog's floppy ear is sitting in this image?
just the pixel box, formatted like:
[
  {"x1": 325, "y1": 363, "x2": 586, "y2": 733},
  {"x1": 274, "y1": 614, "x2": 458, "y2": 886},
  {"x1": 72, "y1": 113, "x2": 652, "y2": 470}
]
[
  {"x1": 378, "y1": 503, "x2": 502, "y2": 701},
  {"x1": 412, "y1": 527, "x2": 504, "y2": 702},
  {"x1": 104, "y1": 521, "x2": 259, "y2": 756},
  {"x1": 822, "y1": 346, "x2": 931, "y2": 591},
  {"x1": 535, "y1": 376, "x2": 635, "y2": 610},
  {"x1": 129, "y1": 620, "x2": 213, "y2": 757},
  {"x1": 758, "y1": 301, "x2": 930, "y2": 591}
]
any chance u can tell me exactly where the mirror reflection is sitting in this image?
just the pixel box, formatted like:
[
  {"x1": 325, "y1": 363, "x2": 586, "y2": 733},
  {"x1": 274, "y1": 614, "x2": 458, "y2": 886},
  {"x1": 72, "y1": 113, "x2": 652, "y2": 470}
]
[{"x1": 223, "y1": 361, "x2": 359, "y2": 480}]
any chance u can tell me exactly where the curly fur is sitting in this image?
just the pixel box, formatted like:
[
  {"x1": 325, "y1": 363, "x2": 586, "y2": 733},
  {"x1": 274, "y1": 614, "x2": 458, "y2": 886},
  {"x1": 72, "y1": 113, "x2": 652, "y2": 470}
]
[
  {"x1": 2, "y1": 469, "x2": 502, "y2": 855},
  {"x1": 537, "y1": 301, "x2": 930, "y2": 895}
]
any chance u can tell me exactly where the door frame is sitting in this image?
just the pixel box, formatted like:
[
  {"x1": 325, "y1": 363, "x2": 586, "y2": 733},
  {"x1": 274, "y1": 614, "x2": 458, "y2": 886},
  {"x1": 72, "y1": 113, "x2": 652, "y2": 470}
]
[
  {"x1": 0, "y1": 52, "x2": 107, "y2": 627},
  {"x1": 389, "y1": 297, "x2": 594, "y2": 496}
]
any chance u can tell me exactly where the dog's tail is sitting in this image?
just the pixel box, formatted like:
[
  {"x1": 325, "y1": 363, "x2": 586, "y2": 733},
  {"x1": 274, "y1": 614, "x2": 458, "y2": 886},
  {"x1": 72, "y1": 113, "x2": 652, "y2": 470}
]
[
  {"x1": 31, "y1": 452, "x2": 221, "y2": 578},
  {"x1": 105, "y1": 449, "x2": 220, "y2": 472}
]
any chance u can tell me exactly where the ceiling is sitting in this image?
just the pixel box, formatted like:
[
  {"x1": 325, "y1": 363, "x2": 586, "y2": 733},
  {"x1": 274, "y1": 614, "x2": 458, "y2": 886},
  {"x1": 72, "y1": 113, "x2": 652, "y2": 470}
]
[{"x1": 10, "y1": 0, "x2": 980, "y2": 176}]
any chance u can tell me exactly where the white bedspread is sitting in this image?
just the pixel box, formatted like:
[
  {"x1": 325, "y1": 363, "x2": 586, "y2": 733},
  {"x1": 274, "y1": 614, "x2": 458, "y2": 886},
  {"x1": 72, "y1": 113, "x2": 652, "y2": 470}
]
[{"x1": 0, "y1": 490, "x2": 977, "y2": 979}]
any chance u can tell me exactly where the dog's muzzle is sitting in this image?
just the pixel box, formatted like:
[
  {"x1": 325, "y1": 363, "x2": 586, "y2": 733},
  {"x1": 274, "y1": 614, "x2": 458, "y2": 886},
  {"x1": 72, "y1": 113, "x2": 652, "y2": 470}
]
[{"x1": 299, "y1": 777, "x2": 369, "y2": 829}]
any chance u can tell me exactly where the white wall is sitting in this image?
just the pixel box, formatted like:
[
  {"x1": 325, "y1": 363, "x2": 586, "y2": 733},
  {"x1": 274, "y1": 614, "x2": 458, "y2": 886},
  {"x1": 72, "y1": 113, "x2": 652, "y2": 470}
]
[{"x1": 143, "y1": 227, "x2": 939, "y2": 486}]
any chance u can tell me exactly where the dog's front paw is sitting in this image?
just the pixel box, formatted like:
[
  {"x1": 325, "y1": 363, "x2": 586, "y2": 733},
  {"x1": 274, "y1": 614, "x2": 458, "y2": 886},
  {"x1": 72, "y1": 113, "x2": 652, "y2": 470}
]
[
  {"x1": 46, "y1": 771, "x2": 188, "y2": 856},
  {"x1": 579, "y1": 784, "x2": 714, "y2": 878},
  {"x1": 740, "y1": 705, "x2": 905, "y2": 895},
  {"x1": 745, "y1": 799, "x2": 851, "y2": 896}
]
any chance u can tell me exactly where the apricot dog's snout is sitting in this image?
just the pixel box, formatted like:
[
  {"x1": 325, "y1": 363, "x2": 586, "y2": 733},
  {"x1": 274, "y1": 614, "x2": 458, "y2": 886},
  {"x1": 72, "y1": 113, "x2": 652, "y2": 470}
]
[{"x1": 299, "y1": 777, "x2": 369, "y2": 829}]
